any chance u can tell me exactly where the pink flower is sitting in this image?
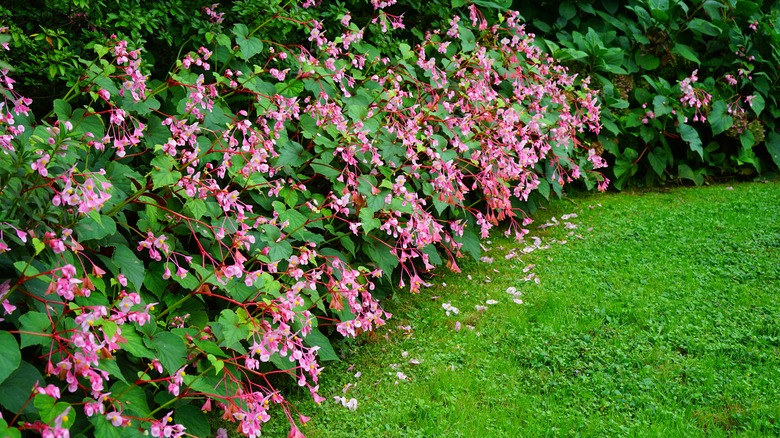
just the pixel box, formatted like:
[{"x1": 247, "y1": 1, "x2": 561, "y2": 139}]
[
  {"x1": 150, "y1": 411, "x2": 186, "y2": 438},
  {"x1": 106, "y1": 411, "x2": 124, "y2": 427},
  {"x1": 35, "y1": 383, "x2": 61, "y2": 399}
]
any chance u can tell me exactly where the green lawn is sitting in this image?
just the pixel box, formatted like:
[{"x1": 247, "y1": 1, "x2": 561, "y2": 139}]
[{"x1": 260, "y1": 182, "x2": 780, "y2": 437}]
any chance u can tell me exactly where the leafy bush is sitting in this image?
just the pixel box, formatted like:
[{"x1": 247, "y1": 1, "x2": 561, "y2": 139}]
[
  {"x1": 0, "y1": 2, "x2": 604, "y2": 437},
  {"x1": 522, "y1": 0, "x2": 780, "y2": 188}
]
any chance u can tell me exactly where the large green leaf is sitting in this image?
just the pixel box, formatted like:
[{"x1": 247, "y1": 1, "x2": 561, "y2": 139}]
[
  {"x1": 111, "y1": 245, "x2": 145, "y2": 291},
  {"x1": 34, "y1": 394, "x2": 75, "y2": 428},
  {"x1": 750, "y1": 93, "x2": 765, "y2": 117},
  {"x1": 469, "y1": 0, "x2": 511, "y2": 9},
  {"x1": 453, "y1": 229, "x2": 481, "y2": 261},
  {"x1": 75, "y1": 214, "x2": 117, "y2": 242},
  {"x1": 120, "y1": 325, "x2": 157, "y2": 360},
  {"x1": 672, "y1": 43, "x2": 700, "y2": 64},
  {"x1": 613, "y1": 148, "x2": 639, "y2": 179},
  {"x1": 109, "y1": 382, "x2": 151, "y2": 417},
  {"x1": 364, "y1": 240, "x2": 399, "y2": 275},
  {"x1": 647, "y1": 148, "x2": 668, "y2": 176},
  {"x1": 217, "y1": 309, "x2": 250, "y2": 348},
  {"x1": 304, "y1": 328, "x2": 339, "y2": 362},
  {"x1": 709, "y1": 100, "x2": 733, "y2": 135},
  {"x1": 678, "y1": 123, "x2": 703, "y2": 159},
  {"x1": 233, "y1": 24, "x2": 263, "y2": 60},
  {"x1": 0, "y1": 360, "x2": 42, "y2": 414},
  {"x1": 766, "y1": 132, "x2": 780, "y2": 168},
  {"x1": 150, "y1": 155, "x2": 182, "y2": 190},
  {"x1": 174, "y1": 405, "x2": 210, "y2": 437},
  {"x1": 275, "y1": 140, "x2": 310, "y2": 168},
  {"x1": 359, "y1": 208, "x2": 381, "y2": 234},
  {"x1": 678, "y1": 164, "x2": 704, "y2": 185},
  {"x1": 635, "y1": 52, "x2": 660, "y2": 70},
  {"x1": 459, "y1": 26, "x2": 476, "y2": 52},
  {"x1": 0, "y1": 331, "x2": 21, "y2": 385},
  {"x1": 53, "y1": 99, "x2": 72, "y2": 120},
  {"x1": 0, "y1": 418, "x2": 21, "y2": 438},
  {"x1": 148, "y1": 332, "x2": 187, "y2": 375},
  {"x1": 90, "y1": 413, "x2": 123, "y2": 438},
  {"x1": 740, "y1": 130, "x2": 755, "y2": 149},
  {"x1": 687, "y1": 18, "x2": 721, "y2": 36},
  {"x1": 275, "y1": 79, "x2": 304, "y2": 98},
  {"x1": 268, "y1": 239, "x2": 293, "y2": 262},
  {"x1": 19, "y1": 311, "x2": 51, "y2": 348}
]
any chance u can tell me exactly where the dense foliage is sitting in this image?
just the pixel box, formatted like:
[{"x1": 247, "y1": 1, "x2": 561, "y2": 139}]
[
  {"x1": 0, "y1": 1, "x2": 603, "y2": 437},
  {"x1": 523, "y1": 0, "x2": 780, "y2": 188}
]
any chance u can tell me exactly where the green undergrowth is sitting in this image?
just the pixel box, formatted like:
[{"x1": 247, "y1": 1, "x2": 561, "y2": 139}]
[{"x1": 253, "y1": 182, "x2": 780, "y2": 437}]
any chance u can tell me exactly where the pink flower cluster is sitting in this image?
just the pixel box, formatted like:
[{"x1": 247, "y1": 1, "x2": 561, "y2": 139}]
[{"x1": 679, "y1": 70, "x2": 712, "y2": 122}]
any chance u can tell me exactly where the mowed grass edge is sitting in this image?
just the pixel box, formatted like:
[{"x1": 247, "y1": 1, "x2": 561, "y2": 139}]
[{"x1": 254, "y1": 182, "x2": 780, "y2": 437}]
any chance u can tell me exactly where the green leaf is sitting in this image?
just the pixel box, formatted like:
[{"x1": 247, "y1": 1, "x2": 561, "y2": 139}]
[
  {"x1": 471, "y1": 0, "x2": 511, "y2": 9},
  {"x1": 73, "y1": 112, "x2": 105, "y2": 139},
  {"x1": 678, "y1": 164, "x2": 704, "y2": 185},
  {"x1": 0, "y1": 360, "x2": 42, "y2": 414},
  {"x1": 98, "y1": 358, "x2": 129, "y2": 385},
  {"x1": 459, "y1": 26, "x2": 476, "y2": 52},
  {"x1": 766, "y1": 132, "x2": 780, "y2": 168},
  {"x1": 120, "y1": 326, "x2": 157, "y2": 360},
  {"x1": 32, "y1": 238, "x2": 45, "y2": 255},
  {"x1": 750, "y1": 93, "x2": 765, "y2": 117},
  {"x1": 614, "y1": 148, "x2": 639, "y2": 179},
  {"x1": 304, "y1": 329, "x2": 339, "y2": 362},
  {"x1": 91, "y1": 411, "x2": 123, "y2": 438},
  {"x1": 175, "y1": 405, "x2": 211, "y2": 438},
  {"x1": 647, "y1": 149, "x2": 668, "y2": 176},
  {"x1": 687, "y1": 18, "x2": 721, "y2": 36},
  {"x1": 150, "y1": 155, "x2": 182, "y2": 190},
  {"x1": 204, "y1": 105, "x2": 233, "y2": 131},
  {"x1": 268, "y1": 239, "x2": 293, "y2": 262},
  {"x1": 678, "y1": 123, "x2": 703, "y2": 159},
  {"x1": 536, "y1": 178, "x2": 551, "y2": 200},
  {"x1": 347, "y1": 104, "x2": 368, "y2": 121},
  {"x1": 19, "y1": 312, "x2": 51, "y2": 348},
  {"x1": 740, "y1": 130, "x2": 755, "y2": 149},
  {"x1": 233, "y1": 24, "x2": 263, "y2": 60},
  {"x1": 194, "y1": 338, "x2": 229, "y2": 358},
  {"x1": 112, "y1": 245, "x2": 145, "y2": 291},
  {"x1": 359, "y1": 208, "x2": 381, "y2": 234},
  {"x1": 364, "y1": 240, "x2": 399, "y2": 275},
  {"x1": 184, "y1": 199, "x2": 208, "y2": 220},
  {"x1": 217, "y1": 309, "x2": 250, "y2": 348},
  {"x1": 224, "y1": 278, "x2": 256, "y2": 303},
  {"x1": 559, "y1": 1, "x2": 577, "y2": 20},
  {"x1": 53, "y1": 99, "x2": 72, "y2": 120},
  {"x1": 708, "y1": 100, "x2": 733, "y2": 135},
  {"x1": 148, "y1": 332, "x2": 187, "y2": 375},
  {"x1": 453, "y1": 229, "x2": 481, "y2": 261},
  {"x1": 275, "y1": 79, "x2": 304, "y2": 98},
  {"x1": 276, "y1": 140, "x2": 310, "y2": 167},
  {"x1": 207, "y1": 354, "x2": 224, "y2": 375},
  {"x1": 635, "y1": 52, "x2": 660, "y2": 70},
  {"x1": 0, "y1": 417, "x2": 21, "y2": 438},
  {"x1": 75, "y1": 214, "x2": 117, "y2": 241},
  {"x1": 109, "y1": 381, "x2": 151, "y2": 417},
  {"x1": 672, "y1": 43, "x2": 700, "y2": 64},
  {"x1": 34, "y1": 394, "x2": 75, "y2": 428},
  {"x1": 652, "y1": 95, "x2": 671, "y2": 117},
  {"x1": 0, "y1": 331, "x2": 21, "y2": 385}
]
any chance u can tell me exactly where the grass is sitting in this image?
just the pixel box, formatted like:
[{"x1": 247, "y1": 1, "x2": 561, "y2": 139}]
[{"x1": 255, "y1": 182, "x2": 780, "y2": 437}]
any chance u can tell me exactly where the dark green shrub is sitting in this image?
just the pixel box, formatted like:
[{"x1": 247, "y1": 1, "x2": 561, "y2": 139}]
[{"x1": 520, "y1": 0, "x2": 780, "y2": 188}]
